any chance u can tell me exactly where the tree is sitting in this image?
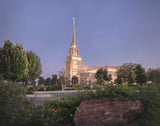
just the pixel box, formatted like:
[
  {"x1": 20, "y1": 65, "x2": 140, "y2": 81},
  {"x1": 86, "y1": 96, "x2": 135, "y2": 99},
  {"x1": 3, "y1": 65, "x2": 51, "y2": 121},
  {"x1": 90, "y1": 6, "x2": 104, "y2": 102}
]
[
  {"x1": 24, "y1": 51, "x2": 42, "y2": 85},
  {"x1": 0, "y1": 47, "x2": 4, "y2": 82},
  {"x1": 128, "y1": 69, "x2": 136, "y2": 84},
  {"x1": 0, "y1": 41, "x2": 29, "y2": 82},
  {"x1": 57, "y1": 69, "x2": 65, "y2": 85},
  {"x1": 50, "y1": 74, "x2": 57, "y2": 85},
  {"x1": 117, "y1": 63, "x2": 136, "y2": 84},
  {"x1": 72, "y1": 76, "x2": 78, "y2": 84},
  {"x1": 11, "y1": 44, "x2": 29, "y2": 82},
  {"x1": 44, "y1": 77, "x2": 51, "y2": 85},
  {"x1": 134, "y1": 64, "x2": 147, "y2": 85},
  {"x1": 0, "y1": 41, "x2": 14, "y2": 81},
  {"x1": 95, "y1": 68, "x2": 109, "y2": 84},
  {"x1": 38, "y1": 76, "x2": 45, "y2": 86},
  {"x1": 147, "y1": 68, "x2": 160, "y2": 85}
]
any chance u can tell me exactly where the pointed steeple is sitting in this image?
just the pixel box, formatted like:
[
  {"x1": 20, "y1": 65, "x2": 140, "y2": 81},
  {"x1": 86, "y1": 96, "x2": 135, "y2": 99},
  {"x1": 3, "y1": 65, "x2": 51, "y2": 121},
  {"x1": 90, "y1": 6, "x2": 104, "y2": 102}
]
[{"x1": 71, "y1": 17, "x2": 77, "y2": 48}]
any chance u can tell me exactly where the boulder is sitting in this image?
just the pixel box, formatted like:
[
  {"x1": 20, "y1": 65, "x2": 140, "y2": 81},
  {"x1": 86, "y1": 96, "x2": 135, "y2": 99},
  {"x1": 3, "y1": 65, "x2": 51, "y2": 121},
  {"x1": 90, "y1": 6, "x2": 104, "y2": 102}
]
[{"x1": 74, "y1": 98, "x2": 143, "y2": 126}]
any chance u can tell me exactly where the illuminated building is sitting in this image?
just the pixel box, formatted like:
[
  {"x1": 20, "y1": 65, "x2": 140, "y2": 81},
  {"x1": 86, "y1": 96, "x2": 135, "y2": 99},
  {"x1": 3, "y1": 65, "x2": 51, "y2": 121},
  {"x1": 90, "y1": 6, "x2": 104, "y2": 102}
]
[{"x1": 65, "y1": 18, "x2": 119, "y2": 83}]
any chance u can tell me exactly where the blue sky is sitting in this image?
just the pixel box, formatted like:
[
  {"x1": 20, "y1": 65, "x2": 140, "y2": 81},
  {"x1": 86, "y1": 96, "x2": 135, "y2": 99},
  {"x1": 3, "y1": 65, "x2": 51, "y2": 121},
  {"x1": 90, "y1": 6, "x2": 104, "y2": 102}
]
[{"x1": 0, "y1": 0, "x2": 160, "y2": 78}]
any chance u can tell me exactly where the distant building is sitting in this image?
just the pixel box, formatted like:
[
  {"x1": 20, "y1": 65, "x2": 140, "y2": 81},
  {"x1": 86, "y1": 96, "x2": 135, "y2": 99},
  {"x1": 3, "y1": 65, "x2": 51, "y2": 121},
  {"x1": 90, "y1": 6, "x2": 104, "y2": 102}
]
[{"x1": 65, "y1": 18, "x2": 119, "y2": 84}]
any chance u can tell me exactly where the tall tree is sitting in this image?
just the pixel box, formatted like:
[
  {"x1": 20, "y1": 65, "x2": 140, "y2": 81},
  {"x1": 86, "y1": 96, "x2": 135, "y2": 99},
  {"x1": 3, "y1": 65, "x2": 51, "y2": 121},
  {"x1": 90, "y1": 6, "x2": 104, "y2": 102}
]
[
  {"x1": 134, "y1": 64, "x2": 147, "y2": 85},
  {"x1": 0, "y1": 47, "x2": 4, "y2": 81},
  {"x1": 44, "y1": 77, "x2": 51, "y2": 85},
  {"x1": 11, "y1": 44, "x2": 29, "y2": 82},
  {"x1": 0, "y1": 41, "x2": 28, "y2": 82},
  {"x1": 117, "y1": 63, "x2": 136, "y2": 84},
  {"x1": 57, "y1": 69, "x2": 65, "y2": 85},
  {"x1": 50, "y1": 74, "x2": 57, "y2": 85},
  {"x1": 38, "y1": 76, "x2": 45, "y2": 86},
  {"x1": 0, "y1": 41, "x2": 14, "y2": 81},
  {"x1": 128, "y1": 69, "x2": 136, "y2": 84},
  {"x1": 147, "y1": 68, "x2": 160, "y2": 85},
  {"x1": 24, "y1": 51, "x2": 42, "y2": 85},
  {"x1": 95, "y1": 68, "x2": 109, "y2": 84}
]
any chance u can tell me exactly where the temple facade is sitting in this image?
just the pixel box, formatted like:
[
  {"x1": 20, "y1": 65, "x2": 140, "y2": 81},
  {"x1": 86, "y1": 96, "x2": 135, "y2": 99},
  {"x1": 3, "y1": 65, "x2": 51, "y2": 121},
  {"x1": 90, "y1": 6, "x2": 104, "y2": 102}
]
[{"x1": 65, "y1": 18, "x2": 119, "y2": 84}]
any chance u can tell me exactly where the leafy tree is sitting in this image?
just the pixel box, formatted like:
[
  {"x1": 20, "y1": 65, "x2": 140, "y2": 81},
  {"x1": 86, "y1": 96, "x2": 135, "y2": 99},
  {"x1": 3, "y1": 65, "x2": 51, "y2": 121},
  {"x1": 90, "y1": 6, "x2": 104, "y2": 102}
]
[
  {"x1": 117, "y1": 63, "x2": 136, "y2": 84},
  {"x1": 38, "y1": 76, "x2": 45, "y2": 86},
  {"x1": 134, "y1": 64, "x2": 147, "y2": 85},
  {"x1": 24, "y1": 51, "x2": 42, "y2": 85},
  {"x1": 44, "y1": 77, "x2": 51, "y2": 85},
  {"x1": 57, "y1": 69, "x2": 65, "y2": 85},
  {"x1": 147, "y1": 68, "x2": 160, "y2": 85},
  {"x1": 50, "y1": 74, "x2": 57, "y2": 85},
  {"x1": 128, "y1": 69, "x2": 136, "y2": 84},
  {"x1": 72, "y1": 76, "x2": 78, "y2": 84},
  {"x1": 11, "y1": 44, "x2": 29, "y2": 82},
  {"x1": 0, "y1": 41, "x2": 28, "y2": 82},
  {"x1": 0, "y1": 41, "x2": 14, "y2": 81},
  {"x1": 0, "y1": 47, "x2": 4, "y2": 82},
  {"x1": 95, "y1": 68, "x2": 109, "y2": 84}
]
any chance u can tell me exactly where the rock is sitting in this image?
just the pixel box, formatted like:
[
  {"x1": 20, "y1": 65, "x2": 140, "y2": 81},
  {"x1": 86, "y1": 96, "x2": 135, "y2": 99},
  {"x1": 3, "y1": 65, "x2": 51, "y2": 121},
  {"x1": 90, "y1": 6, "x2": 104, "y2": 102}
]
[{"x1": 74, "y1": 98, "x2": 143, "y2": 126}]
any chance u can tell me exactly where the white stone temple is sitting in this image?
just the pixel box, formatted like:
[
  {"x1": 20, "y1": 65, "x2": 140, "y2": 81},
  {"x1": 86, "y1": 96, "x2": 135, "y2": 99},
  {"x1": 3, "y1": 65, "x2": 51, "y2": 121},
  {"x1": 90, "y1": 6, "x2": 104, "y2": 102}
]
[{"x1": 65, "y1": 18, "x2": 119, "y2": 84}]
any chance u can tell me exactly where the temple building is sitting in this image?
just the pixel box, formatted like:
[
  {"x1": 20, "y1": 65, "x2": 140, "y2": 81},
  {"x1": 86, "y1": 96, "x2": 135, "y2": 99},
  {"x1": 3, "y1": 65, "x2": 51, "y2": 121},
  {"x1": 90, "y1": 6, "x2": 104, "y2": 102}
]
[{"x1": 65, "y1": 18, "x2": 119, "y2": 84}]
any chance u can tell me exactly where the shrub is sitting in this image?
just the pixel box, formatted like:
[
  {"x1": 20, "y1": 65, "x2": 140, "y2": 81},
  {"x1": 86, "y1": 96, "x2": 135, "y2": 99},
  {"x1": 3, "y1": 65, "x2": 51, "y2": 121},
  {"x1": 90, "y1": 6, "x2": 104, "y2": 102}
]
[
  {"x1": 39, "y1": 87, "x2": 45, "y2": 91},
  {"x1": 26, "y1": 90, "x2": 34, "y2": 94},
  {"x1": 52, "y1": 85, "x2": 61, "y2": 91},
  {"x1": 28, "y1": 87, "x2": 34, "y2": 90},
  {"x1": 0, "y1": 82, "x2": 35, "y2": 126},
  {"x1": 46, "y1": 86, "x2": 52, "y2": 91}
]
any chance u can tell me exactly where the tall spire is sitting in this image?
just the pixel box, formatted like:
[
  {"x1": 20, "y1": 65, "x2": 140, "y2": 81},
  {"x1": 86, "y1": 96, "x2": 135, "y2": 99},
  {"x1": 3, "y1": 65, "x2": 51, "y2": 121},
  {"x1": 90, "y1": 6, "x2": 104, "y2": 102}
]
[{"x1": 71, "y1": 17, "x2": 77, "y2": 48}]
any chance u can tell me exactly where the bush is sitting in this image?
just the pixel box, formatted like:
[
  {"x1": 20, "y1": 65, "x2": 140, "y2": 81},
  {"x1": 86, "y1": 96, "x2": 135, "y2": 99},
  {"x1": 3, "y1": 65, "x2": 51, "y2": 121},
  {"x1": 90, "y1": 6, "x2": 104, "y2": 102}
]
[
  {"x1": 72, "y1": 83, "x2": 91, "y2": 90},
  {"x1": 0, "y1": 82, "x2": 36, "y2": 126},
  {"x1": 38, "y1": 87, "x2": 45, "y2": 91},
  {"x1": 46, "y1": 85, "x2": 62, "y2": 91},
  {"x1": 26, "y1": 90, "x2": 34, "y2": 94},
  {"x1": 46, "y1": 86, "x2": 52, "y2": 91},
  {"x1": 52, "y1": 85, "x2": 62, "y2": 91},
  {"x1": 28, "y1": 87, "x2": 34, "y2": 90}
]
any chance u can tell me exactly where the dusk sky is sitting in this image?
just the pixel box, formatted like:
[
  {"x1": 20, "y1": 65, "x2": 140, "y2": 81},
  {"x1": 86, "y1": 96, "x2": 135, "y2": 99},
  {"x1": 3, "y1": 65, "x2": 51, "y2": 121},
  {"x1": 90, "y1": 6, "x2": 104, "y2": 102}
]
[{"x1": 0, "y1": 0, "x2": 160, "y2": 78}]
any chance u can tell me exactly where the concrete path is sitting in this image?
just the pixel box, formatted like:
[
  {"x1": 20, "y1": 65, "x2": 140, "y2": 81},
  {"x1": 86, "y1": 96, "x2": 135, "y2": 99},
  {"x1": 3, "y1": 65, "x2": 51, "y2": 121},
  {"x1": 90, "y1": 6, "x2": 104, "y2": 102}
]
[{"x1": 26, "y1": 90, "x2": 78, "y2": 98}]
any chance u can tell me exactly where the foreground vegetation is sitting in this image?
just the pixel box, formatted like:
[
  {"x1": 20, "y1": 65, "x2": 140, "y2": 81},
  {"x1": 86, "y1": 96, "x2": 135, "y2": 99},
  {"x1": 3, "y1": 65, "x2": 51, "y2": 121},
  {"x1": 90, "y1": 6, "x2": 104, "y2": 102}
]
[{"x1": 1, "y1": 82, "x2": 160, "y2": 126}]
